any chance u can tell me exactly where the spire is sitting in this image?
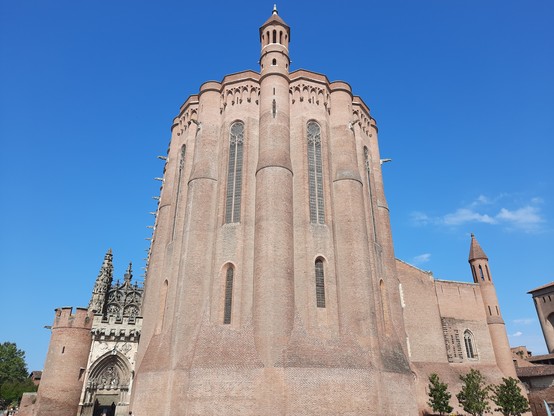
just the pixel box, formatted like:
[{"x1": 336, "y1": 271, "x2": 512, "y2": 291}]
[
  {"x1": 124, "y1": 262, "x2": 133, "y2": 284},
  {"x1": 468, "y1": 233, "x2": 488, "y2": 262},
  {"x1": 88, "y1": 249, "x2": 114, "y2": 314},
  {"x1": 259, "y1": 6, "x2": 290, "y2": 42}
]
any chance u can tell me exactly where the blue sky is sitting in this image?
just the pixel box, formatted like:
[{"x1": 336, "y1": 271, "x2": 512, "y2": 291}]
[{"x1": 1, "y1": 1, "x2": 552, "y2": 372}]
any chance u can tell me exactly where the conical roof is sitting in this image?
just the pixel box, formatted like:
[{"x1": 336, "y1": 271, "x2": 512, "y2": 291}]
[
  {"x1": 259, "y1": 5, "x2": 290, "y2": 38},
  {"x1": 468, "y1": 233, "x2": 488, "y2": 261}
]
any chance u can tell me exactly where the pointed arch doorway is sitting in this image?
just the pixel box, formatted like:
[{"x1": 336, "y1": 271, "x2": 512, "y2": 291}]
[{"x1": 81, "y1": 351, "x2": 131, "y2": 416}]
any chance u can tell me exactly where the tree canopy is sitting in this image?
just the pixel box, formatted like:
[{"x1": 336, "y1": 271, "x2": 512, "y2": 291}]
[
  {"x1": 491, "y1": 377, "x2": 530, "y2": 416},
  {"x1": 0, "y1": 342, "x2": 35, "y2": 408},
  {"x1": 0, "y1": 343, "x2": 28, "y2": 386},
  {"x1": 456, "y1": 369, "x2": 490, "y2": 416},
  {"x1": 427, "y1": 373, "x2": 453, "y2": 416}
]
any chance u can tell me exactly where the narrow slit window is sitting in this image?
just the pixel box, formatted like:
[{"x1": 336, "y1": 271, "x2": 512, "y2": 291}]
[
  {"x1": 172, "y1": 145, "x2": 186, "y2": 239},
  {"x1": 315, "y1": 259, "x2": 326, "y2": 308},
  {"x1": 479, "y1": 265, "x2": 485, "y2": 281},
  {"x1": 225, "y1": 122, "x2": 244, "y2": 223},
  {"x1": 223, "y1": 268, "x2": 234, "y2": 324},
  {"x1": 307, "y1": 121, "x2": 324, "y2": 224},
  {"x1": 364, "y1": 147, "x2": 378, "y2": 240}
]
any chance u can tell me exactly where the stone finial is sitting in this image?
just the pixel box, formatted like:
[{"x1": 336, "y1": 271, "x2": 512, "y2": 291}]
[
  {"x1": 124, "y1": 262, "x2": 133, "y2": 283},
  {"x1": 273, "y1": 4, "x2": 278, "y2": 15}
]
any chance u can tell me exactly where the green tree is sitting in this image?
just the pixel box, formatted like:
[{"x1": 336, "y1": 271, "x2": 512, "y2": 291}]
[
  {"x1": 0, "y1": 342, "x2": 31, "y2": 408},
  {"x1": 456, "y1": 369, "x2": 491, "y2": 416},
  {"x1": 0, "y1": 378, "x2": 37, "y2": 408},
  {"x1": 0, "y1": 343, "x2": 28, "y2": 386},
  {"x1": 491, "y1": 377, "x2": 530, "y2": 416},
  {"x1": 427, "y1": 373, "x2": 453, "y2": 415}
]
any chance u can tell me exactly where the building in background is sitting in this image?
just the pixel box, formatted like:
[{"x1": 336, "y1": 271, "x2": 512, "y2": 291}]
[
  {"x1": 510, "y1": 284, "x2": 554, "y2": 416},
  {"x1": 33, "y1": 251, "x2": 143, "y2": 416},
  {"x1": 33, "y1": 8, "x2": 521, "y2": 416}
]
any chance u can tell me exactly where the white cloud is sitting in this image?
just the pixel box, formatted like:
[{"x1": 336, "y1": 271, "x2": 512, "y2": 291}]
[
  {"x1": 410, "y1": 211, "x2": 431, "y2": 226},
  {"x1": 496, "y1": 206, "x2": 544, "y2": 232},
  {"x1": 413, "y1": 253, "x2": 431, "y2": 264},
  {"x1": 411, "y1": 194, "x2": 546, "y2": 233},
  {"x1": 513, "y1": 318, "x2": 535, "y2": 325},
  {"x1": 470, "y1": 195, "x2": 493, "y2": 207},
  {"x1": 511, "y1": 331, "x2": 523, "y2": 337},
  {"x1": 442, "y1": 208, "x2": 496, "y2": 226}
]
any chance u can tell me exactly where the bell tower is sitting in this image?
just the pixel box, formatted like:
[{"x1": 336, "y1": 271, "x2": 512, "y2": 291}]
[
  {"x1": 469, "y1": 233, "x2": 517, "y2": 377},
  {"x1": 253, "y1": 6, "x2": 294, "y2": 412}
]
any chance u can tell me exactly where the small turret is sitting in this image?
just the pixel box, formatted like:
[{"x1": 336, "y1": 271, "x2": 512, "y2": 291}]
[
  {"x1": 35, "y1": 307, "x2": 93, "y2": 416},
  {"x1": 259, "y1": 5, "x2": 290, "y2": 77},
  {"x1": 468, "y1": 234, "x2": 516, "y2": 377},
  {"x1": 88, "y1": 249, "x2": 114, "y2": 314}
]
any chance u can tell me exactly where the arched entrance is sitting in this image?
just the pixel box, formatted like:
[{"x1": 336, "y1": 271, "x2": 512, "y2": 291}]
[{"x1": 81, "y1": 351, "x2": 131, "y2": 416}]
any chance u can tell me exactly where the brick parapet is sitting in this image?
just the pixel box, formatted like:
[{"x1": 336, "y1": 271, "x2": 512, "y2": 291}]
[{"x1": 53, "y1": 307, "x2": 92, "y2": 330}]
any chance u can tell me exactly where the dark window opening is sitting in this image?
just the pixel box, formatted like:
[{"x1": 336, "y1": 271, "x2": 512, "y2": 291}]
[
  {"x1": 315, "y1": 259, "x2": 326, "y2": 308},
  {"x1": 223, "y1": 268, "x2": 234, "y2": 324}
]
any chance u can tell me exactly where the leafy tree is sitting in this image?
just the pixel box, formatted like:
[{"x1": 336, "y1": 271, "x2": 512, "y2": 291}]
[
  {"x1": 0, "y1": 378, "x2": 37, "y2": 408},
  {"x1": 0, "y1": 343, "x2": 28, "y2": 386},
  {"x1": 427, "y1": 373, "x2": 453, "y2": 415},
  {"x1": 0, "y1": 342, "x2": 31, "y2": 408},
  {"x1": 491, "y1": 377, "x2": 530, "y2": 416},
  {"x1": 456, "y1": 369, "x2": 491, "y2": 416}
]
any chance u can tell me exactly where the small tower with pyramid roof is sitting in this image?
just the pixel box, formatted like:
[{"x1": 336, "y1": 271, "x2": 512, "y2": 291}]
[{"x1": 469, "y1": 234, "x2": 517, "y2": 377}]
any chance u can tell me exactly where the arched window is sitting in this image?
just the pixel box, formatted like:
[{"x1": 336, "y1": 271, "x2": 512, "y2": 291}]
[
  {"x1": 223, "y1": 267, "x2": 234, "y2": 324},
  {"x1": 479, "y1": 265, "x2": 485, "y2": 281},
  {"x1": 172, "y1": 145, "x2": 186, "y2": 239},
  {"x1": 364, "y1": 147, "x2": 377, "y2": 240},
  {"x1": 272, "y1": 29, "x2": 276, "y2": 43},
  {"x1": 307, "y1": 121, "x2": 324, "y2": 224},
  {"x1": 225, "y1": 122, "x2": 244, "y2": 223},
  {"x1": 464, "y1": 330, "x2": 476, "y2": 359},
  {"x1": 315, "y1": 258, "x2": 326, "y2": 308}
]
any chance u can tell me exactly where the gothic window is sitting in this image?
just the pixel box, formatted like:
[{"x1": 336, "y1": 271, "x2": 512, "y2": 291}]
[
  {"x1": 464, "y1": 330, "x2": 477, "y2": 359},
  {"x1": 107, "y1": 305, "x2": 121, "y2": 318},
  {"x1": 123, "y1": 305, "x2": 139, "y2": 317},
  {"x1": 225, "y1": 122, "x2": 244, "y2": 224},
  {"x1": 307, "y1": 121, "x2": 324, "y2": 224},
  {"x1": 364, "y1": 146, "x2": 377, "y2": 240},
  {"x1": 315, "y1": 258, "x2": 326, "y2": 308},
  {"x1": 223, "y1": 267, "x2": 234, "y2": 324}
]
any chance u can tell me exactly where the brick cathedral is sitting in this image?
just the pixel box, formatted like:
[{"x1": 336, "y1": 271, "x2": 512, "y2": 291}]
[{"x1": 31, "y1": 8, "x2": 518, "y2": 416}]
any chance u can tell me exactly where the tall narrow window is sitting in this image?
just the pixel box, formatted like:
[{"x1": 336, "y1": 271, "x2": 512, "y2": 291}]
[
  {"x1": 172, "y1": 145, "x2": 186, "y2": 239},
  {"x1": 479, "y1": 265, "x2": 485, "y2": 281},
  {"x1": 223, "y1": 267, "x2": 234, "y2": 324},
  {"x1": 364, "y1": 147, "x2": 378, "y2": 240},
  {"x1": 307, "y1": 121, "x2": 324, "y2": 224},
  {"x1": 225, "y1": 122, "x2": 244, "y2": 223},
  {"x1": 464, "y1": 330, "x2": 476, "y2": 359},
  {"x1": 315, "y1": 258, "x2": 326, "y2": 308}
]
